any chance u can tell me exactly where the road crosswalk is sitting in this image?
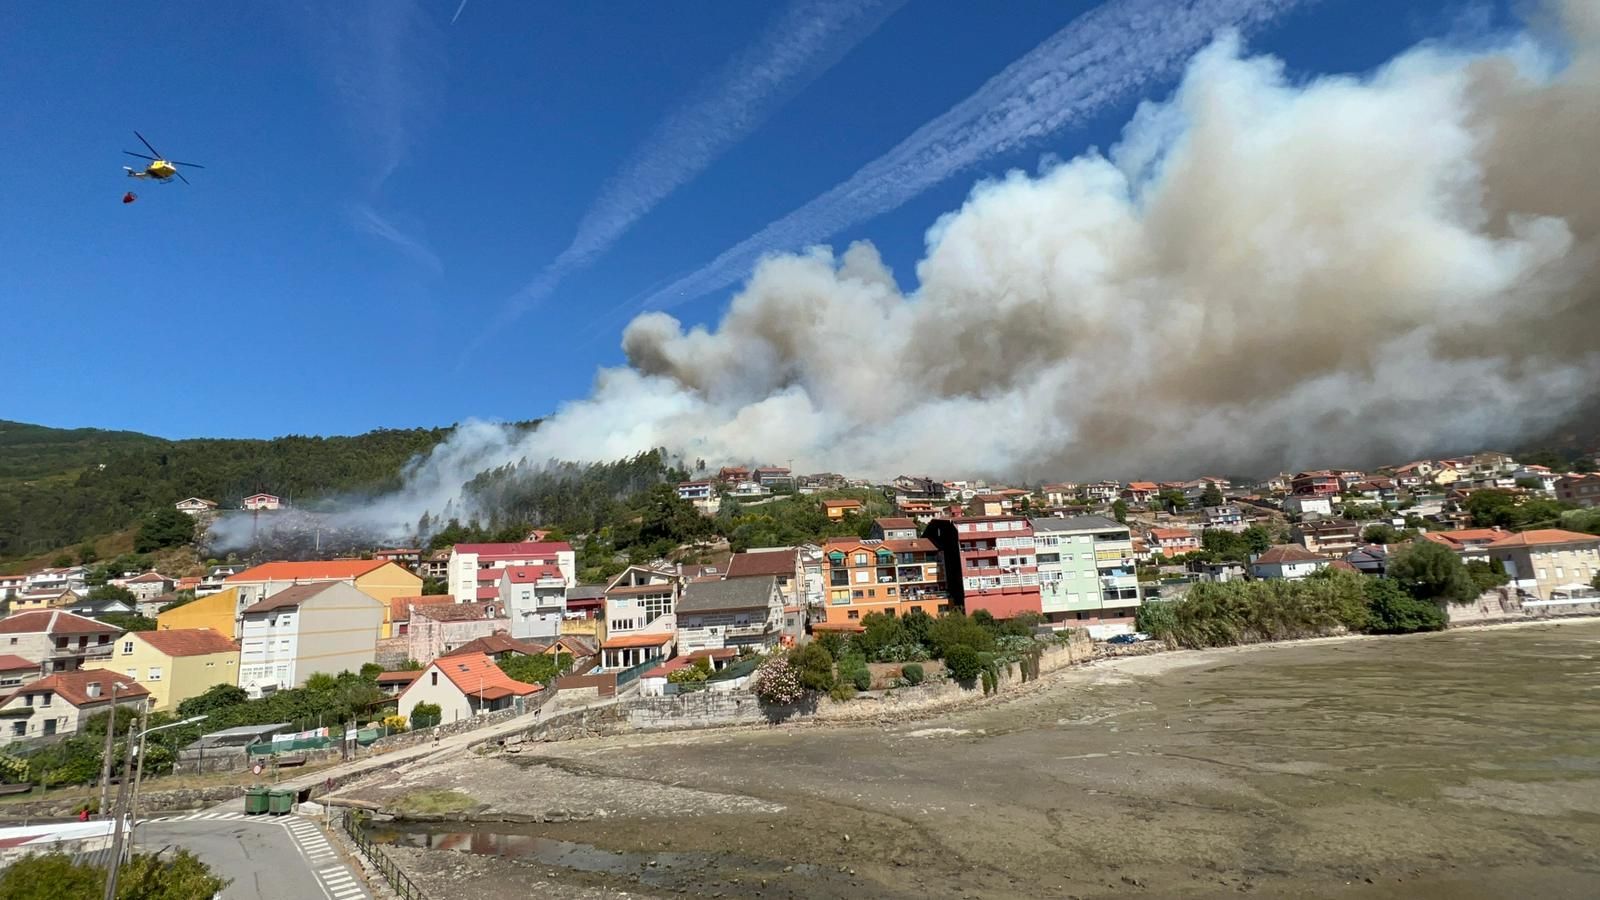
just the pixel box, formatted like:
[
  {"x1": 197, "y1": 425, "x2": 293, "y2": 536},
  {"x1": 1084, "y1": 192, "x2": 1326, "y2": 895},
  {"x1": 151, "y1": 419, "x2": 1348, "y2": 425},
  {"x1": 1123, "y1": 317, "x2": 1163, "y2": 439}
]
[{"x1": 140, "y1": 811, "x2": 370, "y2": 899}]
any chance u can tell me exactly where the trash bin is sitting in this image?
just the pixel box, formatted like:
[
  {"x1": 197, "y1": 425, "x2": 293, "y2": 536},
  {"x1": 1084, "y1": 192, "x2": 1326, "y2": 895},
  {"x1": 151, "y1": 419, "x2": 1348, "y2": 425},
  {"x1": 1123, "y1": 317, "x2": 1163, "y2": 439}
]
[
  {"x1": 244, "y1": 786, "x2": 269, "y2": 816},
  {"x1": 267, "y1": 788, "x2": 293, "y2": 816}
]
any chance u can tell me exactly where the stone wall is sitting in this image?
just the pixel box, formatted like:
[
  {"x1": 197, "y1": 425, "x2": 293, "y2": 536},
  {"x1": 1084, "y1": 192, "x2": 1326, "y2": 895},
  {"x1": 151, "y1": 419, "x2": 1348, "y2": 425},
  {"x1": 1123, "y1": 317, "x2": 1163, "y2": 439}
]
[
  {"x1": 501, "y1": 632, "x2": 1095, "y2": 743},
  {"x1": 0, "y1": 784, "x2": 247, "y2": 820},
  {"x1": 1446, "y1": 589, "x2": 1600, "y2": 626}
]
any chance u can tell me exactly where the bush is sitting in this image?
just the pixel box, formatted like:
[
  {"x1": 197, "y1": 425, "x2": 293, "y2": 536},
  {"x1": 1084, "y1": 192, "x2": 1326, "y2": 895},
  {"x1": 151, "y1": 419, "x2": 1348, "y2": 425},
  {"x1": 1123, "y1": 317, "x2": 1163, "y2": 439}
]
[
  {"x1": 944, "y1": 645, "x2": 982, "y2": 681},
  {"x1": 827, "y1": 682, "x2": 857, "y2": 702},
  {"x1": 850, "y1": 666, "x2": 872, "y2": 691},
  {"x1": 899, "y1": 663, "x2": 924, "y2": 685},
  {"x1": 752, "y1": 656, "x2": 803, "y2": 705},
  {"x1": 381, "y1": 714, "x2": 408, "y2": 732},
  {"x1": 790, "y1": 641, "x2": 836, "y2": 691},
  {"x1": 0, "y1": 848, "x2": 227, "y2": 899},
  {"x1": 927, "y1": 613, "x2": 995, "y2": 658},
  {"x1": 1363, "y1": 578, "x2": 1446, "y2": 634},
  {"x1": 668, "y1": 658, "x2": 712, "y2": 685},
  {"x1": 1135, "y1": 600, "x2": 1178, "y2": 640},
  {"x1": 411, "y1": 702, "x2": 442, "y2": 728},
  {"x1": 1389, "y1": 541, "x2": 1479, "y2": 604}
]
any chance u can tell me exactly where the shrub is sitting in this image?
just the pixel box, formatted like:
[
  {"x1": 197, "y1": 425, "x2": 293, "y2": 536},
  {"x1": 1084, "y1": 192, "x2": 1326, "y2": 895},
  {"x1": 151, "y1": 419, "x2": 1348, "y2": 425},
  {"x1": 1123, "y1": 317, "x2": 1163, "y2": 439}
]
[
  {"x1": 850, "y1": 666, "x2": 871, "y2": 691},
  {"x1": 0, "y1": 848, "x2": 227, "y2": 899},
  {"x1": 927, "y1": 613, "x2": 995, "y2": 658},
  {"x1": 381, "y1": 714, "x2": 408, "y2": 732},
  {"x1": 411, "y1": 702, "x2": 443, "y2": 728},
  {"x1": 944, "y1": 645, "x2": 982, "y2": 681},
  {"x1": 1388, "y1": 540, "x2": 1479, "y2": 604},
  {"x1": 752, "y1": 656, "x2": 803, "y2": 705},
  {"x1": 1363, "y1": 578, "x2": 1446, "y2": 634},
  {"x1": 1135, "y1": 600, "x2": 1177, "y2": 640},
  {"x1": 827, "y1": 682, "x2": 857, "y2": 702},
  {"x1": 790, "y1": 641, "x2": 836, "y2": 691},
  {"x1": 899, "y1": 663, "x2": 924, "y2": 685}
]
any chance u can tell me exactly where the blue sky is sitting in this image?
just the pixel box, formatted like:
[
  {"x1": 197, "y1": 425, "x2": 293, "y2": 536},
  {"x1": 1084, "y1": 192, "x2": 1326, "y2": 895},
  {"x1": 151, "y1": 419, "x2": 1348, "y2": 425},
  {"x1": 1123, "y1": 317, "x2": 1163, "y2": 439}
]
[{"x1": 0, "y1": 0, "x2": 1516, "y2": 440}]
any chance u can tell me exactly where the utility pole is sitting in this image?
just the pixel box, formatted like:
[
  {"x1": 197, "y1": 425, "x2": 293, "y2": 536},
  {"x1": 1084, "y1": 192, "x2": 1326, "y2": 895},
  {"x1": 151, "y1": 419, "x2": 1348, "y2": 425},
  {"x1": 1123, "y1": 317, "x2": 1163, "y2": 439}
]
[
  {"x1": 126, "y1": 706, "x2": 150, "y2": 843},
  {"x1": 96, "y1": 683, "x2": 121, "y2": 816},
  {"x1": 103, "y1": 720, "x2": 137, "y2": 900}
]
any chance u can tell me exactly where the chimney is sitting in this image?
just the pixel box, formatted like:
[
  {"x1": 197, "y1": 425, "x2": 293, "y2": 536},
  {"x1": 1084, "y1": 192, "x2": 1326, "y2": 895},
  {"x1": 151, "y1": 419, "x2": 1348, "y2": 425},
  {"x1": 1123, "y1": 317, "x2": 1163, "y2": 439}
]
[{"x1": 87, "y1": 681, "x2": 102, "y2": 699}]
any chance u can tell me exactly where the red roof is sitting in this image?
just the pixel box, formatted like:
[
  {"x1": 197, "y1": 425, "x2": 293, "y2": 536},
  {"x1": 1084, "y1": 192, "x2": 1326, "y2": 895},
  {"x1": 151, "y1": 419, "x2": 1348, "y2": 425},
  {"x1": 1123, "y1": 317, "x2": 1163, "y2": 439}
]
[
  {"x1": 726, "y1": 549, "x2": 798, "y2": 579},
  {"x1": 388, "y1": 594, "x2": 455, "y2": 621},
  {"x1": 1126, "y1": 482, "x2": 1158, "y2": 491},
  {"x1": 124, "y1": 572, "x2": 171, "y2": 584},
  {"x1": 0, "y1": 655, "x2": 36, "y2": 672},
  {"x1": 1485, "y1": 529, "x2": 1600, "y2": 549},
  {"x1": 442, "y1": 634, "x2": 551, "y2": 658},
  {"x1": 1149, "y1": 528, "x2": 1196, "y2": 541},
  {"x1": 875, "y1": 517, "x2": 915, "y2": 530},
  {"x1": 821, "y1": 499, "x2": 863, "y2": 509},
  {"x1": 500, "y1": 565, "x2": 564, "y2": 583},
  {"x1": 426, "y1": 652, "x2": 542, "y2": 701},
  {"x1": 1421, "y1": 528, "x2": 1507, "y2": 549},
  {"x1": 452, "y1": 542, "x2": 573, "y2": 559},
  {"x1": 476, "y1": 586, "x2": 500, "y2": 600},
  {"x1": 226, "y1": 559, "x2": 389, "y2": 583},
  {"x1": 377, "y1": 670, "x2": 421, "y2": 686},
  {"x1": 15, "y1": 670, "x2": 147, "y2": 707},
  {"x1": 136, "y1": 628, "x2": 239, "y2": 657},
  {"x1": 240, "y1": 582, "x2": 343, "y2": 615},
  {"x1": 0, "y1": 610, "x2": 116, "y2": 636}
]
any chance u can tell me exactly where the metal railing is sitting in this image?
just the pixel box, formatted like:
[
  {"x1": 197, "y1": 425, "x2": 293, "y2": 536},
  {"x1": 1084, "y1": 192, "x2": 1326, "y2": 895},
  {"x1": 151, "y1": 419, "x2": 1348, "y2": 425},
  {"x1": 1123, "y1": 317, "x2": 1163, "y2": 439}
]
[{"x1": 342, "y1": 810, "x2": 428, "y2": 900}]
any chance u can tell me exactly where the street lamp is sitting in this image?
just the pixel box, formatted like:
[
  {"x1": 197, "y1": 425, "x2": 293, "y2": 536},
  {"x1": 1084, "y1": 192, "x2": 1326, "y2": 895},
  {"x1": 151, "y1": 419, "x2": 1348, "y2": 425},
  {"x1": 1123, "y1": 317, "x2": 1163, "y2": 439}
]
[{"x1": 105, "y1": 714, "x2": 207, "y2": 900}]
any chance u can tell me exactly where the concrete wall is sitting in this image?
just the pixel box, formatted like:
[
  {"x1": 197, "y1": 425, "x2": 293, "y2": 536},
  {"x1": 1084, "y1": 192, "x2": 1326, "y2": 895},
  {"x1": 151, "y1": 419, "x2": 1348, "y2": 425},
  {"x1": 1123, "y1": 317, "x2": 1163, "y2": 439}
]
[
  {"x1": 398, "y1": 666, "x2": 475, "y2": 724},
  {"x1": 1445, "y1": 589, "x2": 1600, "y2": 626},
  {"x1": 295, "y1": 583, "x2": 385, "y2": 685}
]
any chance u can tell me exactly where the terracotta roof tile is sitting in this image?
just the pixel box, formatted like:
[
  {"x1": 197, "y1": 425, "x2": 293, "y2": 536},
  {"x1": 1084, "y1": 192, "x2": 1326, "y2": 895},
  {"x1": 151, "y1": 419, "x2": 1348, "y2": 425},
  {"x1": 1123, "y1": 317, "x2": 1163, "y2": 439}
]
[
  {"x1": 1254, "y1": 544, "x2": 1327, "y2": 565},
  {"x1": 136, "y1": 628, "x2": 239, "y2": 657},
  {"x1": 388, "y1": 594, "x2": 455, "y2": 621},
  {"x1": 0, "y1": 655, "x2": 36, "y2": 671},
  {"x1": 725, "y1": 549, "x2": 798, "y2": 579},
  {"x1": 600, "y1": 632, "x2": 674, "y2": 650},
  {"x1": 240, "y1": 582, "x2": 341, "y2": 615},
  {"x1": 442, "y1": 634, "x2": 551, "y2": 658},
  {"x1": 0, "y1": 610, "x2": 116, "y2": 636},
  {"x1": 414, "y1": 602, "x2": 504, "y2": 622},
  {"x1": 16, "y1": 670, "x2": 147, "y2": 707},
  {"x1": 423, "y1": 652, "x2": 542, "y2": 701},
  {"x1": 1486, "y1": 529, "x2": 1600, "y2": 549},
  {"x1": 227, "y1": 560, "x2": 389, "y2": 583}
]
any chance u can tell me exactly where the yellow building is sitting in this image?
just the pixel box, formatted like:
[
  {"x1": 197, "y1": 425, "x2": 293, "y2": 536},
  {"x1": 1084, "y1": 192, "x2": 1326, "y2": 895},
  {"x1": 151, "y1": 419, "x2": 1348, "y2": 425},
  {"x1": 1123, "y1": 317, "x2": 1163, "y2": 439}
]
[
  {"x1": 156, "y1": 587, "x2": 240, "y2": 638},
  {"x1": 9, "y1": 589, "x2": 77, "y2": 613},
  {"x1": 86, "y1": 628, "x2": 239, "y2": 711},
  {"x1": 224, "y1": 560, "x2": 422, "y2": 639}
]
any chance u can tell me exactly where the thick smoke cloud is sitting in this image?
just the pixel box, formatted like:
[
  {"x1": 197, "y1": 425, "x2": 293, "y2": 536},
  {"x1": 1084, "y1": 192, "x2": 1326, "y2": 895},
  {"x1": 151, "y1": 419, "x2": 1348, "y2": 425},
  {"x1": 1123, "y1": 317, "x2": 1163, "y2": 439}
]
[{"x1": 272, "y1": 2, "x2": 1600, "y2": 540}]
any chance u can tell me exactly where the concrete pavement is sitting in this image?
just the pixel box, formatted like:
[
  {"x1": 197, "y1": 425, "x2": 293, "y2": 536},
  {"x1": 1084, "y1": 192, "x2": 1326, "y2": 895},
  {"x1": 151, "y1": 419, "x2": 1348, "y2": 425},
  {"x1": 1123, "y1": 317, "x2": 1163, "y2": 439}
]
[{"x1": 137, "y1": 812, "x2": 369, "y2": 900}]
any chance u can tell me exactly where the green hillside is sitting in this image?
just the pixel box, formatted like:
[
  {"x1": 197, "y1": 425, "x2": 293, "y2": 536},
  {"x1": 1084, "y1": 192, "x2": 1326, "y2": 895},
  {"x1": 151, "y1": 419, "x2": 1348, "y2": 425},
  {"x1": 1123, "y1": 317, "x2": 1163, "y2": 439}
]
[{"x1": 0, "y1": 420, "x2": 452, "y2": 562}]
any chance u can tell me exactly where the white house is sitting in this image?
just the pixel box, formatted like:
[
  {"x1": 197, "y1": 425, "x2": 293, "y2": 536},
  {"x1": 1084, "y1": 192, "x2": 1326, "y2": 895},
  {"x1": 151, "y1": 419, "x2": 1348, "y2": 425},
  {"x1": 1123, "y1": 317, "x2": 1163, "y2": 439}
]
[
  {"x1": 674, "y1": 577, "x2": 784, "y2": 656},
  {"x1": 1250, "y1": 545, "x2": 1330, "y2": 581},
  {"x1": 174, "y1": 498, "x2": 218, "y2": 516},
  {"x1": 397, "y1": 652, "x2": 542, "y2": 724},
  {"x1": 1282, "y1": 495, "x2": 1334, "y2": 519},
  {"x1": 496, "y1": 566, "x2": 567, "y2": 641},
  {"x1": 448, "y1": 542, "x2": 575, "y2": 602},
  {"x1": 119, "y1": 572, "x2": 173, "y2": 602},
  {"x1": 0, "y1": 575, "x2": 25, "y2": 601},
  {"x1": 0, "y1": 670, "x2": 148, "y2": 746},
  {"x1": 241, "y1": 493, "x2": 281, "y2": 511},
  {"x1": 236, "y1": 582, "x2": 384, "y2": 697}
]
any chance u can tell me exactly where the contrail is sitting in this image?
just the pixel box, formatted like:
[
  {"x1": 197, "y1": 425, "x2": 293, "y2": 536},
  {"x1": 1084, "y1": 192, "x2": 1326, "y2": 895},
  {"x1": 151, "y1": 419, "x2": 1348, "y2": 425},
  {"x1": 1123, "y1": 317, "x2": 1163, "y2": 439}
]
[
  {"x1": 498, "y1": 0, "x2": 907, "y2": 322},
  {"x1": 629, "y1": 0, "x2": 1310, "y2": 313},
  {"x1": 450, "y1": 0, "x2": 468, "y2": 25}
]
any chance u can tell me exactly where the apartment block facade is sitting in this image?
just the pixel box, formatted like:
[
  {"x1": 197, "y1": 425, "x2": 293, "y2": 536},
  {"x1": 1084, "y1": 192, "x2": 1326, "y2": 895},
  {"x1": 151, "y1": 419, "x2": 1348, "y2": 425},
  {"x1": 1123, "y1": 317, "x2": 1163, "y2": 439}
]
[
  {"x1": 1030, "y1": 516, "x2": 1142, "y2": 625},
  {"x1": 817, "y1": 537, "x2": 949, "y2": 628},
  {"x1": 924, "y1": 516, "x2": 1041, "y2": 619}
]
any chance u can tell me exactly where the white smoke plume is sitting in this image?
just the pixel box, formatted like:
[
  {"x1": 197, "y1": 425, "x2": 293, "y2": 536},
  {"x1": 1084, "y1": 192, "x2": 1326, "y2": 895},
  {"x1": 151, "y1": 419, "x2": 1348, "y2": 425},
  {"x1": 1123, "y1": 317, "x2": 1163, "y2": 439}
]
[{"x1": 298, "y1": 1, "x2": 1600, "y2": 539}]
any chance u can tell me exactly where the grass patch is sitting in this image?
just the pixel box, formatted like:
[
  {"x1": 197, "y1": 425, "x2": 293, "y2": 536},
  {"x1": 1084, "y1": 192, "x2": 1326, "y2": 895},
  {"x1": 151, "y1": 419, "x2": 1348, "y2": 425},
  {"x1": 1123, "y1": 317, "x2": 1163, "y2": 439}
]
[{"x1": 391, "y1": 789, "x2": 476, "y2": 816}]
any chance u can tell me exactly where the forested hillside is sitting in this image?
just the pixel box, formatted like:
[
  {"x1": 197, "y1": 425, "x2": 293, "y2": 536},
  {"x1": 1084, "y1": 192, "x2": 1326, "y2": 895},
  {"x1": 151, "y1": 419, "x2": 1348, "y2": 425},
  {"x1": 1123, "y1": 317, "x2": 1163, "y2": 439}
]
[{"x1": 0, "y1": 420, "x2": 452, "y2": 561}]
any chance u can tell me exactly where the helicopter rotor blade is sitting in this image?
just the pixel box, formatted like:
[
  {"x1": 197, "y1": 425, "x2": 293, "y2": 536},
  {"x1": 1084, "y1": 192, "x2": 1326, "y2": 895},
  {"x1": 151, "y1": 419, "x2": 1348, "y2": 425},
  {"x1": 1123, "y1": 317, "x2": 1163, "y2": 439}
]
[
  {"x1": 123, "y1": 151, "x2": 157, "y2": 161},
  {"x1": 170, "y1": 161, "x2": 206, "y2": 169},
  {"x1": 134, "y1": 131, "x2": 163, "y2": 159},
  {"x1": 175, "y1": 171, "x2": 191, "y2": 185}
]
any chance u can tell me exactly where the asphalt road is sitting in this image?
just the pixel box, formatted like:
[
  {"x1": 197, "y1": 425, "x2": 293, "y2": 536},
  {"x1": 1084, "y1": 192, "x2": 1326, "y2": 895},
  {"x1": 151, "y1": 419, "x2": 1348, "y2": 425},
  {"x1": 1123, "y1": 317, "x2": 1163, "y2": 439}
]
[{"x1": 137, "y1": 812, "x2": 369, "y2": 900}]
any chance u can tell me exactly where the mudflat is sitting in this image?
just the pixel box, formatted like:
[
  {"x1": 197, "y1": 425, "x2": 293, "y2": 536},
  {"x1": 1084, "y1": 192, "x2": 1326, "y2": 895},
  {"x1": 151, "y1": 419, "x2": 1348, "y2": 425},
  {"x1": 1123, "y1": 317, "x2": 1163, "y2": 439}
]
[{"x1": 372, "y1": 621, "x2": 1600, "y2": 898}]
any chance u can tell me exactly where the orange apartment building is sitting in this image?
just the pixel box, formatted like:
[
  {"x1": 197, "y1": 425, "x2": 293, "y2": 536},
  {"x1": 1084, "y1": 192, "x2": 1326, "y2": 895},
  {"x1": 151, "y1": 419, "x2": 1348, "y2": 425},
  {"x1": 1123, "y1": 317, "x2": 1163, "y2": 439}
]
[{"x1": 816, "y1": 537, "x2": 950, "y2": 630}]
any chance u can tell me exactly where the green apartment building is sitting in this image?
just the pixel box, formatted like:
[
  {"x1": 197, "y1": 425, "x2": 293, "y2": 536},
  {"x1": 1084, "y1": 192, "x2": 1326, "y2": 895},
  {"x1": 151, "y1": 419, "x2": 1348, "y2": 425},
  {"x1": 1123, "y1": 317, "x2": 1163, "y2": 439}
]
[{"x1": 1030, "y1": 516, "x2": 1142, "y2": 628}]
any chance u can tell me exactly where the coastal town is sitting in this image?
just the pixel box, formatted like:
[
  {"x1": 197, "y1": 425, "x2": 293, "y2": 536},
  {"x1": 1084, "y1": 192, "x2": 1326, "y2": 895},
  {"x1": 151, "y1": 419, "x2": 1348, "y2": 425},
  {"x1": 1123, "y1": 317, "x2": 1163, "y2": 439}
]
[{"x1": 0, "y1": 448, "x2": 1595, "y2": 769}]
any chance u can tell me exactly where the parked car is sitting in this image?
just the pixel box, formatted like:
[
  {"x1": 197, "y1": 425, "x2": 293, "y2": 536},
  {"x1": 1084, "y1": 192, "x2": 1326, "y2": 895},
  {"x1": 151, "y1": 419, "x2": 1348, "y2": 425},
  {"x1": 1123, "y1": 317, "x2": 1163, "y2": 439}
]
[{"x1": 1106, "y1": 634, "x2": 1140, "y2": 645}]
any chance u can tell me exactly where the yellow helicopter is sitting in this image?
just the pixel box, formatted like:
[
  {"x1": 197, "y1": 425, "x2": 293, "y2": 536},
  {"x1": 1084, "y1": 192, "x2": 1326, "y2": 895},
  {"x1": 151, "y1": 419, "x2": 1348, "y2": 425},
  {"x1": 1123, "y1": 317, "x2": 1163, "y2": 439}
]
[{"x1": 122, "y1": 131, "x2": 204, "y2": 184}]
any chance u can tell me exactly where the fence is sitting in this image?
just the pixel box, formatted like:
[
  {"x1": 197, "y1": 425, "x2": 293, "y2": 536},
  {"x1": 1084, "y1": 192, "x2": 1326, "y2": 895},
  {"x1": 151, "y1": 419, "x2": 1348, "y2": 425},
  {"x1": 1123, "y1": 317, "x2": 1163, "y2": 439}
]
[{"x1": 342, "y1": 810, "x2": 428, "y2": 900}]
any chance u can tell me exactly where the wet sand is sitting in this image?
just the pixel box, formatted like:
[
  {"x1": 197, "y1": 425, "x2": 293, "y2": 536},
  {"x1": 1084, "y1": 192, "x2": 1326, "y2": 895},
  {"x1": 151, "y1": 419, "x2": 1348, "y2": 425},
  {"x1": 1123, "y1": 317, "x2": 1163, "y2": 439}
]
[{"x1": 372, "y1": 622, "x2": 1600, "y2": 898}]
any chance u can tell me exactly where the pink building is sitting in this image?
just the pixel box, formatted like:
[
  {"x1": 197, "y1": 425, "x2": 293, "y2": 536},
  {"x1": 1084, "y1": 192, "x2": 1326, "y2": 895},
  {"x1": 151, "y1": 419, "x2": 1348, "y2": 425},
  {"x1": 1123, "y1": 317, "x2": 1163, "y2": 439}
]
[{"x1": 924, "y1": 516, "x2": 1041, "y2": 619}]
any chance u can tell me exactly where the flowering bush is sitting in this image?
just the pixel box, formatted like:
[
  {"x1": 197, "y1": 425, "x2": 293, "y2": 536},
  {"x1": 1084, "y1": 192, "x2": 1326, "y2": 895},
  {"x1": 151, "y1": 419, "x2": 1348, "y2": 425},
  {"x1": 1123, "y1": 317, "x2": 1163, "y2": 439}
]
[{"x1": 752, "y1": 655, "x2": 803, "y2": 705}]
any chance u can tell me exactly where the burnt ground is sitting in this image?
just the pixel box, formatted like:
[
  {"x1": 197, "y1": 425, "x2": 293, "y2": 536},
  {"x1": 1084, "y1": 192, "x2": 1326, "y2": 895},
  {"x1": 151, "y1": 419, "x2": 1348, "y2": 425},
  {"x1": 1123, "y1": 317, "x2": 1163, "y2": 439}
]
[{"x1": 354, "y1": 621, "x2": 1600, "y2": 899}]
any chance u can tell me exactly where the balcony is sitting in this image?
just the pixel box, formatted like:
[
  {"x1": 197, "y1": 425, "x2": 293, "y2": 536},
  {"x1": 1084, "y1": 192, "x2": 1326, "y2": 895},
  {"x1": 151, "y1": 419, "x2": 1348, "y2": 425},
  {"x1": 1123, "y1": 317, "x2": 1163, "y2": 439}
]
[{"x1": 723, "y1": 622, "x2": 775, "y2": 638}]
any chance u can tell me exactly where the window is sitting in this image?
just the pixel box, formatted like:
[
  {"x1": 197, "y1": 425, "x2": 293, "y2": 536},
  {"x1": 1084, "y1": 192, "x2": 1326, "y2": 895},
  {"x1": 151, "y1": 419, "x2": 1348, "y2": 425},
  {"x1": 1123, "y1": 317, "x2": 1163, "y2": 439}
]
[
  {"x1": 430, "y1": 672, "x2": 439, "y2": 686},
  {"x1": 1538, "y1": 569, "x2": 1547, "y2": 579},
  {"x1": 39, "y1": 693, "x2": 51, "y2": 707},
  {"x1": 42, "y1": 720, "x2": 56, "y2": 736},
  {"x1": 147, "y1": 667, "x2": 162, "y2": 681},
  {"x1": 205, "y1": 661, "x2": 215, "y2": 668},
  {"x1": 122, "y1": 641, "x2": 134, "y2": 654},
  {"x1": 867, "y1": 589, "x2": 876, "y2": 598},
  {"x1": 847, "y1": 610, "x2": 860, "y2": 620},
  {"x1": 124, "y1": 669, "x2": 137, "y2": 679},
  {"x1": 852, "y1": 590, "x2": 863, "y2": 599},
  {"x1": 830, "y1": 570, "x2": 849, "y2": 587},
  {"x1": 854, "y1": 571, "x2": 869, "y2": 584},
  {"x1": 9, "y1": 722, "x2": 22, "y2": 736},
  {"x1": 853, "y1": 553, "x2": 868, "y2": 566}
]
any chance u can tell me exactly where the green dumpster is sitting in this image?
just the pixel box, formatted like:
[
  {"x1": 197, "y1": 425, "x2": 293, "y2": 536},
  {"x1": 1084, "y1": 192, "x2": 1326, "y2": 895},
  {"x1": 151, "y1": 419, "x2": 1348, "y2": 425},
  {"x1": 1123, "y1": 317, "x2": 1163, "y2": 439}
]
[
  {"x1": 244, "y1": 786, "x2": 269, "y2": 816},
  {"x1": 267, "y1": 788, "x2": 293, "y2": 816}
]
